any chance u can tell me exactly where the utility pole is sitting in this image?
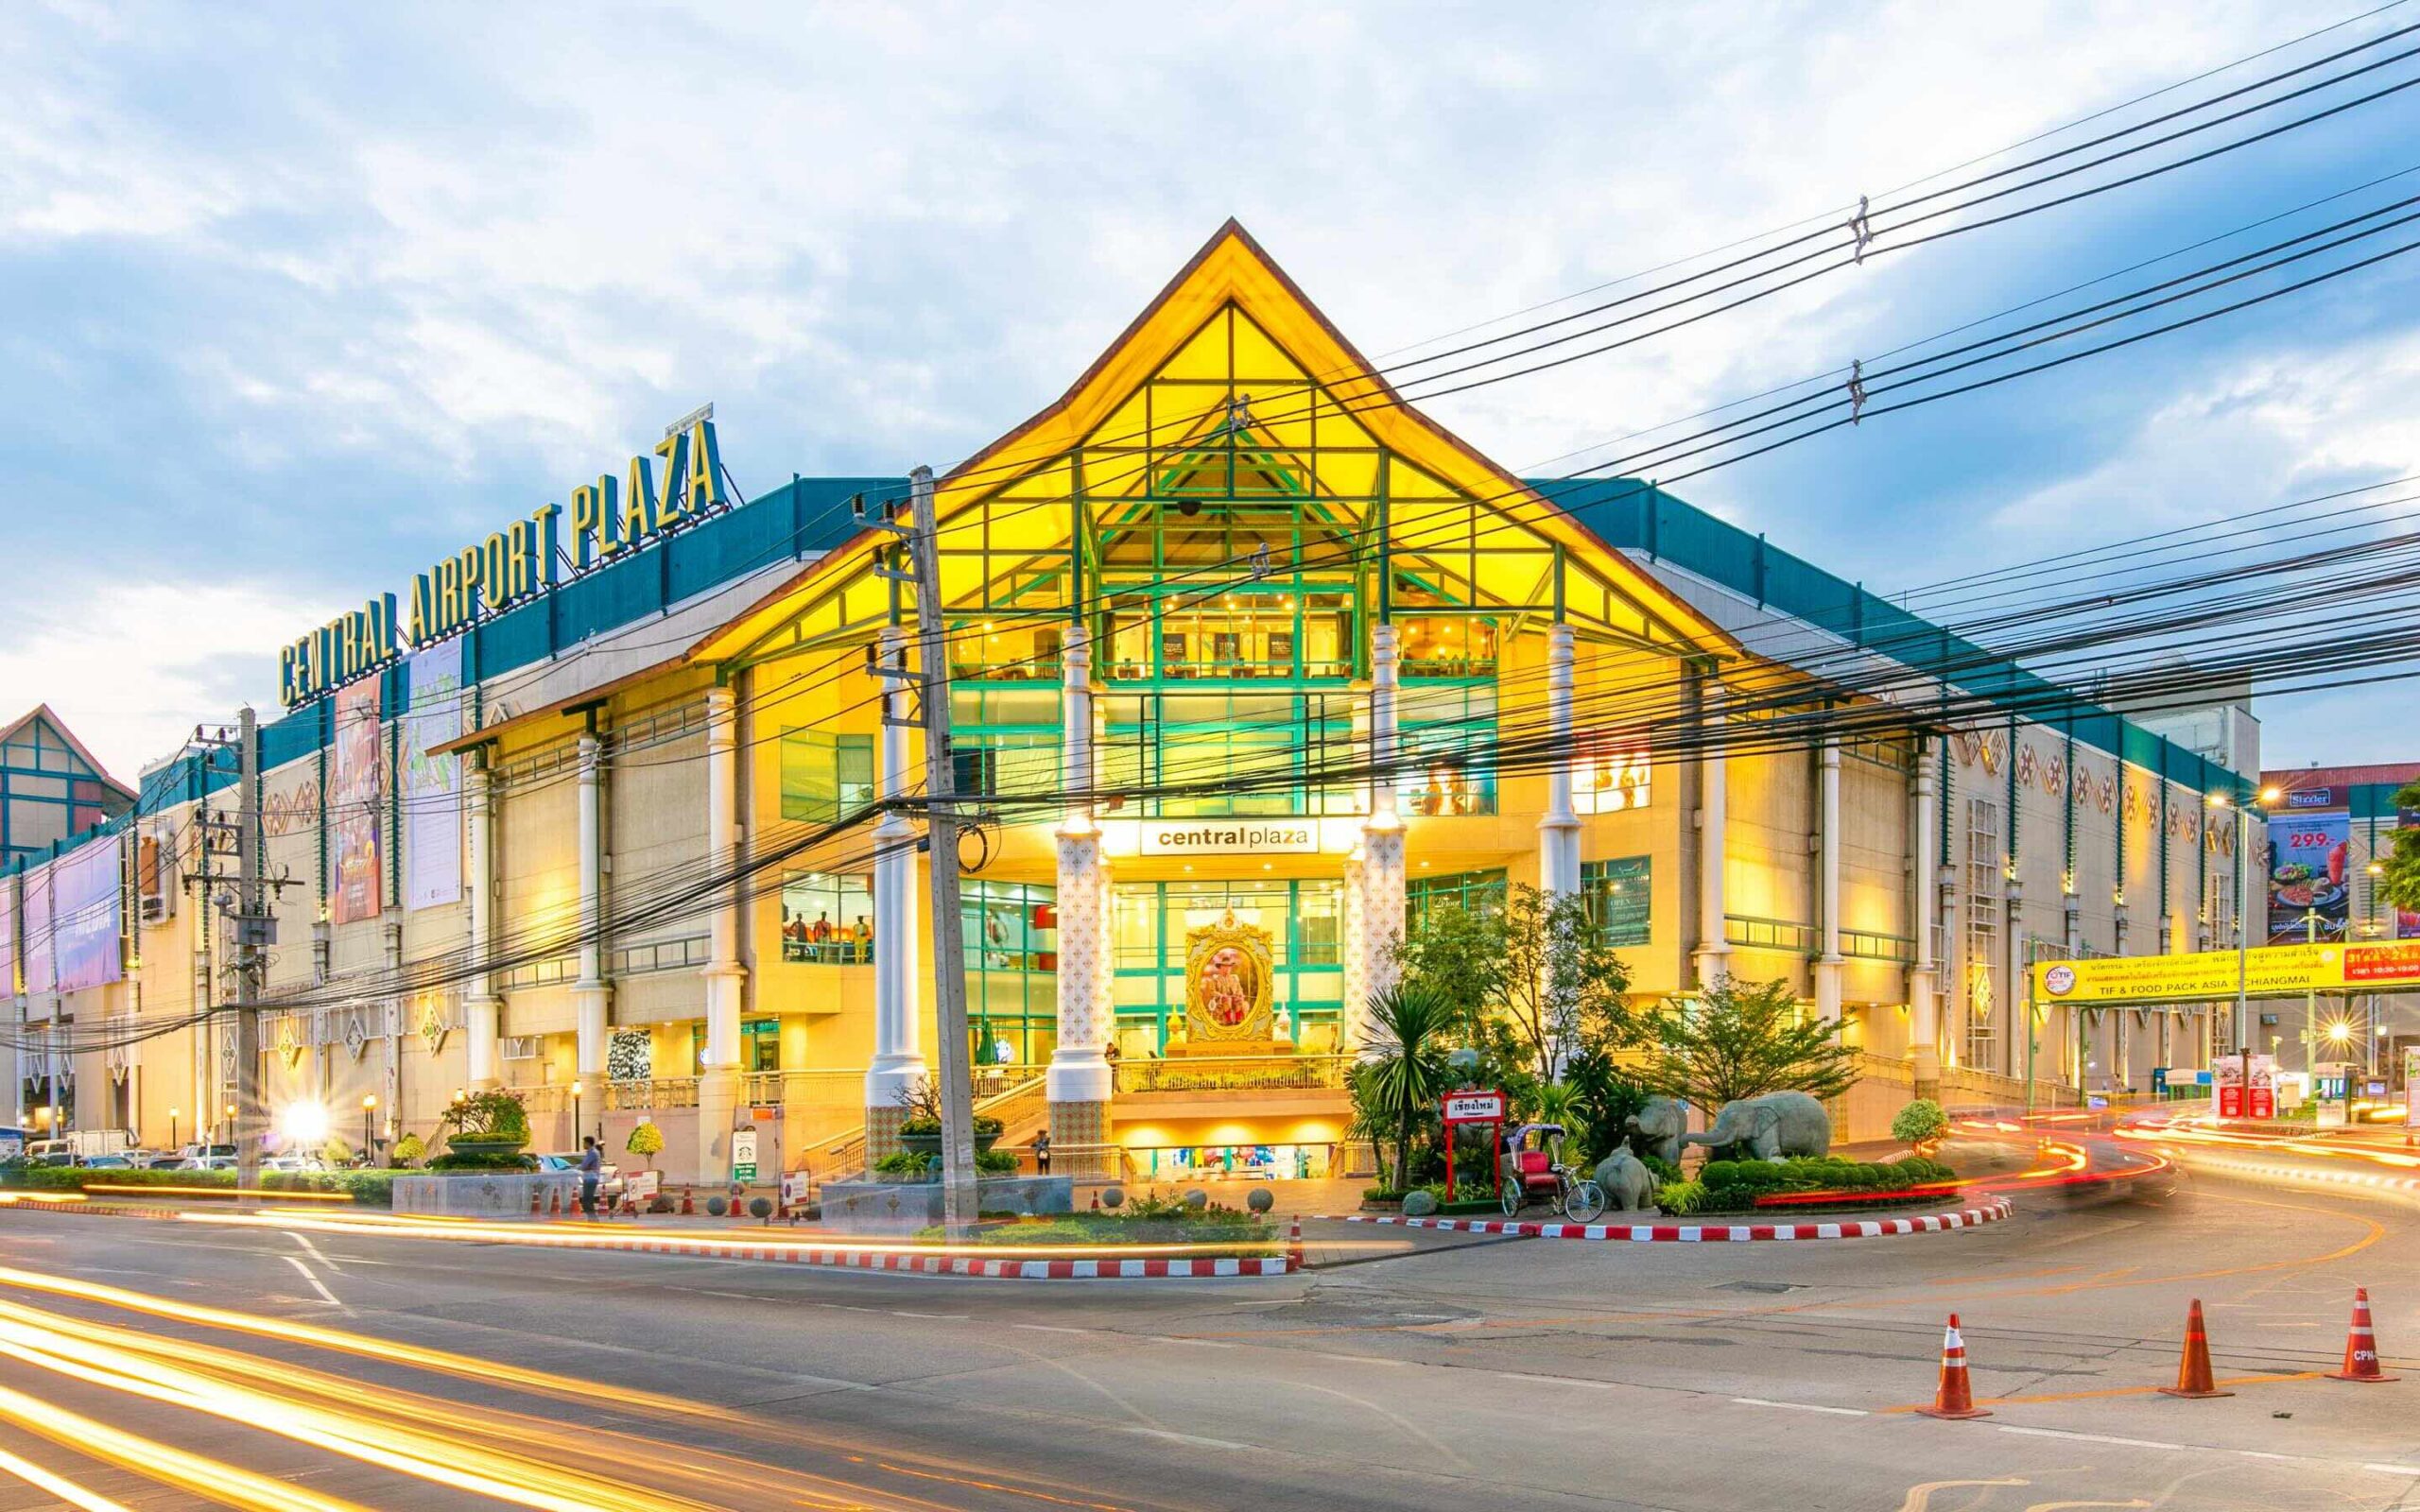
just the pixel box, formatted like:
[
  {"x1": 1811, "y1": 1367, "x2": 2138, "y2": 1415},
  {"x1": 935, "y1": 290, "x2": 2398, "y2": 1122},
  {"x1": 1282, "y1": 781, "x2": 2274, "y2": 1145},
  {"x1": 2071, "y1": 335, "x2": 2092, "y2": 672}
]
[
  {"x1": 186, "y1": 709, "x2": 281, "y2": 1195},
  {"x1": 233, "y1": 706, "x2": 266, "y2": 1194},
  {"x1": 871, "y1": 466, "x2": 978, "y2": 1234}
]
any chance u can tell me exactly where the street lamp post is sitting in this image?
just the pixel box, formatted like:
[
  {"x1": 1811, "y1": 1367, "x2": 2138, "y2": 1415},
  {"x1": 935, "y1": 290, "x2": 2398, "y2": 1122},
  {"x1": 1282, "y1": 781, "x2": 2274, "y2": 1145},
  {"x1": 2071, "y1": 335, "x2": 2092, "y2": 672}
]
[
  {"x1": 168, "y1": 1108, "x2": 180, "y2": 1156},
  {"x1": 2213, "y1": 786, "x2": 2281, "y2": 1124},
  {"x1": 571, "y1": 1081, "x2": 583, "y2": 1152},
  {"x1": 222, "y1": 1103, "x2": 236, "y2": 1147},
  {"x1": 361, "y1": 1095, "x2": 378, "y2": 1164}
]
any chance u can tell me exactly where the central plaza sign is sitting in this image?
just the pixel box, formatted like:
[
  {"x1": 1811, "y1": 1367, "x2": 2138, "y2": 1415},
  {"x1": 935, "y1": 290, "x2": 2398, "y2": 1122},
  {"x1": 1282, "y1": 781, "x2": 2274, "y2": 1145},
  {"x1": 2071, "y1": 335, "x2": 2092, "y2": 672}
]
[{"x1": 278, "y1": 410, "x2": 726, "y2": 707}]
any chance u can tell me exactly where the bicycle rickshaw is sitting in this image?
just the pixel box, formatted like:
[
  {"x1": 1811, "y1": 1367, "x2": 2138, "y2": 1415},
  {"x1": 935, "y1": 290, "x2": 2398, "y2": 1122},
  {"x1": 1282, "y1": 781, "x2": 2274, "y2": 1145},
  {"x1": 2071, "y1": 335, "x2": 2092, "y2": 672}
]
[{"x1": 1497, "y1": 1122, "x2": 1604, "y2": 1222}]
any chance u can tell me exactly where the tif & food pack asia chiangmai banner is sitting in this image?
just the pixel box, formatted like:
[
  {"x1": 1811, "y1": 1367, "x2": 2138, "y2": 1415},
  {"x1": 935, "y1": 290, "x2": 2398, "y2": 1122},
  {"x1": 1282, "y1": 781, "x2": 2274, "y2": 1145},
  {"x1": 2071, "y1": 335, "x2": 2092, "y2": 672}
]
[
  {"x1": 330, "y1": 679, "x2": 383, "y2": 925},
  {"x1": 401, "y1": 640, "x2": 463, "y2": 911}
]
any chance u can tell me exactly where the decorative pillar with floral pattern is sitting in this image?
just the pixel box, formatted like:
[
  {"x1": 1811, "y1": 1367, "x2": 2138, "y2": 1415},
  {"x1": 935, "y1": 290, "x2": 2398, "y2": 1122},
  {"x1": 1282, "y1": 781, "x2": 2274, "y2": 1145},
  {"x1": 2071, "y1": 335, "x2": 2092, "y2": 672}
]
[
  {"x1": 1360, "y1": 623, "x2": 1406, "y2": 1002},
  {"x1": 1047, "y1": 625, "x2": 1114, "y2": 1154}
]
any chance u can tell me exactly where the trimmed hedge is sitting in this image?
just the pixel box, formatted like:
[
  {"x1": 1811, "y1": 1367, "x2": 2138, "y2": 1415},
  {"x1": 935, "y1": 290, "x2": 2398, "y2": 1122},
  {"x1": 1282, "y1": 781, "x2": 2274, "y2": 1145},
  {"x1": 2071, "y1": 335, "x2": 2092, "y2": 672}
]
[
  {"x1": 1695, "y1": 1156, "x2": 1957, "y2": 1214},
  {"x1": 0, "y1": 1165, "x2": 403, "y2": 1206}
]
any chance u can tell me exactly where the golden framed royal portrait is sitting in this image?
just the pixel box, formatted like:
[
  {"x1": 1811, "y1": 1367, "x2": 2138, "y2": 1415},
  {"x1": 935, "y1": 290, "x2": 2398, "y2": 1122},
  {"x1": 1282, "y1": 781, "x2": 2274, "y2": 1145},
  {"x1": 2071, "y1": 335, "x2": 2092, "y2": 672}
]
[{"x1": 1183, "y1": 909, "x2": 1275, "y2": 1044}]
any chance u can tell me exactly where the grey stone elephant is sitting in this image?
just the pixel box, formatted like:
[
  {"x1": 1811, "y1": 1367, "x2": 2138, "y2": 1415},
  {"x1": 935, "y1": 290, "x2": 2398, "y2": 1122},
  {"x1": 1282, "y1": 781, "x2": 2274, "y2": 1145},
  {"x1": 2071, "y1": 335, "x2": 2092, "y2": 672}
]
[
  {"x1": 1622, "y1": 1095, "x2": 1689, "y2": 1166},
  {"x1": 1591, "y1": 1148, "x2": 1658, "y2": 1212},
  {"x1": 1680, "y1": 1091, "x2": 1833, "y2": 1162}
]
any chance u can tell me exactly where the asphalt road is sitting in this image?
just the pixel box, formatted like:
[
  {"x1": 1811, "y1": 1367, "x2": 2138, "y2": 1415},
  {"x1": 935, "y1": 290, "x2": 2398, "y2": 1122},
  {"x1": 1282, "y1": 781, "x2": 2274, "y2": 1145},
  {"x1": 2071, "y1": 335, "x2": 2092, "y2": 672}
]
[{"x1": 4, "y1": 1145, "x2": 2420, "y2": 1511}]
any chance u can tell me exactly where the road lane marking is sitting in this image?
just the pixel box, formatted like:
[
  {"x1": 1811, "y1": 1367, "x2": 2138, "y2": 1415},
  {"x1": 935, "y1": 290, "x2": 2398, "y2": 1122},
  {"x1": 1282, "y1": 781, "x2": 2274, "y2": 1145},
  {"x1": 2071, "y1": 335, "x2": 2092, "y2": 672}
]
[
  {"x1": 1118, "y1": 1426, "x2": 1254, "y2": 1452},
  {"x1": 279, "y1": 1255, "x2": 343, "y2": 1310},
  {"x1": 284, "y1": 1232, "x2": 341, "y2": 1272},
  {"x1": 1011, "y1": 1324, "x2": 1092, "y2": 1335},
  {"x1": 1876, "y1": 1371, "x2": 2321, "y2": 1413},
  {"x1": 1733, "y1": 1396, "x2": 1867, "y2": 1416},
  {"x1": 2361, "y1": 1464, "x2": 2420, "y2": 1476},
  {"x1": 1995, "y1": 1426, "x2": 2184, "y2": 1451},
  {"x1": 1150, "y1": 1337, "x2": 1234, "y2": 1349},
  {"x1": 888, "y1": 1311, "x2": 970, "y2": 1320},
  {"x1": 1493, "y1": 1371, "x2": 1616, "y2": 1389},
  {"x1": 1311, "y1": 1352, "x2": 1409, "y2": 1366}
]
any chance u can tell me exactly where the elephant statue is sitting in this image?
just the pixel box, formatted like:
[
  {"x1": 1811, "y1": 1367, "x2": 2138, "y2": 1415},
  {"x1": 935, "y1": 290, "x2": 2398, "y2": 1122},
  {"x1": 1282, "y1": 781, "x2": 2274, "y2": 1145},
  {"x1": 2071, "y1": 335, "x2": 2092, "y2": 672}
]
[
  {"x1": 1591, "y1": 1149, "x2": 1658, "y2": 1212},
  {"x1": 1681, "y1": 1091, "x2": 1833, "y2": 1162},
  {"x1": 1623, "y1": 1096, "x2": 1689, "y2": 1166}
]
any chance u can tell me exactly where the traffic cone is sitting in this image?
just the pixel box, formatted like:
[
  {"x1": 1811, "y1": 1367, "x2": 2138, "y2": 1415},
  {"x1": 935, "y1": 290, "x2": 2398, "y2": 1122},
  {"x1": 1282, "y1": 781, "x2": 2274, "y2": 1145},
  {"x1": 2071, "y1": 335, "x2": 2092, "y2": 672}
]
[
  {"x1": 1916, "y1": 1314, "x2": 1991, "y2": 1419},
  {"x1": 681, "y1": 1186, "x2": 695, "y2": 1216},
  {"x1": 2325, "y1": 1288, "x2": 2399, "y2": 1383},
  {"x1": 1089, "y1": 1191, "x2": 1100, "y2": 1211},
  {"x1": 1286, "y1": 1215, "x2": 1304, "y2": 1274},
  {"x1": 529, "y1": 1185, "x2": 543, "y2": 1216},
  {"x1": 547, "y1": 1186, "x2": 562, "y2": 1218},
  {"x1": 2158, "y1": 1298, "x2": 2233, "y2": 1399}
]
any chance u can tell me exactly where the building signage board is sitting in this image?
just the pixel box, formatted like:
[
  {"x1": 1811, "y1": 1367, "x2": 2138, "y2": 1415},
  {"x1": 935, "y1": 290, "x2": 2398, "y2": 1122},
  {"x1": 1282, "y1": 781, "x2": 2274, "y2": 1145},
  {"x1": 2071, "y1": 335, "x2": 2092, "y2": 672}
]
[
  {"x1": 2213, "y1": 1054, "x2": 2276, "y2": 1120},
  {"x1": 49, "y1": 837, "x2": 123, "y2": 994},
  {"x1": 401, "y1": 639, "x2": 464, "y2": 911},
  {"x1": 2267, "y1": 806, "x2": 2350, "y2": 943},
  {"x1": 731, "y1": 1127, "x2": 760, "y2": 1183},
  {"x1": 1134, "y1": 820, "x2": 1319, "y2": 856},
  {"x1": 330, "y1": 679, "x2": 384, "y2": 925},
  {"x1": 2032, "y1": 941, "x2": 2420, "y2": 1005},
  {"x1": 1443, "y1": 1091, "x2": 1507, "y2": 1124},
  {"x1": 277, "y1": 411, "x2": 725, "y2": 708}
]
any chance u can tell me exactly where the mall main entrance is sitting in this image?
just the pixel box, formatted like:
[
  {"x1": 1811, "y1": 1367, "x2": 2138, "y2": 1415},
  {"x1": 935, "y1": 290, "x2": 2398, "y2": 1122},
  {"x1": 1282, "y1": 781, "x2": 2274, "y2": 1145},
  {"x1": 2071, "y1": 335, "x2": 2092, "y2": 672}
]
[{"x1": 1110, "y1": 877, "x2": 1345, "y2": 1057}]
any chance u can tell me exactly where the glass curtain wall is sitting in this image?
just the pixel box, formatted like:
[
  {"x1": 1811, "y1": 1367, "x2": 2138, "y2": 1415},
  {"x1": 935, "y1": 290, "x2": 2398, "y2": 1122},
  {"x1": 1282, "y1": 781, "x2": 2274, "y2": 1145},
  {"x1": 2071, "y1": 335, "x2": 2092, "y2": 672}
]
[{"x1": 1111, "y1": 880, "x2": 1344, "y2": 1053}]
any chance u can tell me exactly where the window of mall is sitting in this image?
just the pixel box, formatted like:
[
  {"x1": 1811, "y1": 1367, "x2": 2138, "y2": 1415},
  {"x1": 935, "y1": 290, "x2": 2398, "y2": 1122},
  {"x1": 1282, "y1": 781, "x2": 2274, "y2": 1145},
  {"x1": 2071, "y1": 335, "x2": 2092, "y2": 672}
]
[
  {"x1": 1406, "y1": 868, "x2": 1507, "y2": 927},
  {"x1": 1582, "y1": 856, "x2": 1651, "y2": 946},
  {"x1": 779, "y1": 730, "x2": 873, "y2": 822},
  {"x1": 781, "y1": 872, "x2": 873, "y2": 962},
  {"x1": 964, "y1": 880, "x2": 1057, "y2": 1065},
  {"x1": 1111, "y1": 879, "x2": 1343, "y2": 1053}
]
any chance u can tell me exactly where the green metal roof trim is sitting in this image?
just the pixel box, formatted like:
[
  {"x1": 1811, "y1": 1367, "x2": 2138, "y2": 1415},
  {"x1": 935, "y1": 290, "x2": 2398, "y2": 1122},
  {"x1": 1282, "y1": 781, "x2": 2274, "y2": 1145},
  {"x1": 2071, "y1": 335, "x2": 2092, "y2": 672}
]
[
  {"x1": 9, "y1": 476, "x2": 905, "y2": 880},
  {"x1": 1540, "y1": 476, "x2": 2249, "y2": 794}
]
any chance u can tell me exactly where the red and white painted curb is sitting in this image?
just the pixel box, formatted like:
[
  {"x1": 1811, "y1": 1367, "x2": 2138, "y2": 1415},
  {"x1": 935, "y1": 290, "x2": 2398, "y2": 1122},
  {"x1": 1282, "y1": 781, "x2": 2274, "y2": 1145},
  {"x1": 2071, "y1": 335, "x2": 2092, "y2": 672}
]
[
  {"x1": 0, "y1": 1199, "x2": 1295, "y2": 1280},
  {"x1": 1336, "y1": 1196, "x2": 2013, "y2": 1241},
  {"x1": 587, "y1": 1239, "x2": 1292, "y2": 1279}
]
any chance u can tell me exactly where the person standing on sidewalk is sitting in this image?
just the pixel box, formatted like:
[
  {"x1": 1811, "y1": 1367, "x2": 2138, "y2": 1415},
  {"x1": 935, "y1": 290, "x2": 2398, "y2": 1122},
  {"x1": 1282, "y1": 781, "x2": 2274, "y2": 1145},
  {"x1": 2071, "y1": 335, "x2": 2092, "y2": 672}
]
[{"x1": 578, "y1": 1136, "x2": 602, "y2": 1219}]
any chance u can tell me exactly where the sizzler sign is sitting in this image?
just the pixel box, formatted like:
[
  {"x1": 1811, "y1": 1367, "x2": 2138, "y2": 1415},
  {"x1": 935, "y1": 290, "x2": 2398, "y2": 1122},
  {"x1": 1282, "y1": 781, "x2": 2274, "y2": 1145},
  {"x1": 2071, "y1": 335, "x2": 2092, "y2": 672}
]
[{"x1": 278, "y1": 411, "x2": 726, "y2": 708}]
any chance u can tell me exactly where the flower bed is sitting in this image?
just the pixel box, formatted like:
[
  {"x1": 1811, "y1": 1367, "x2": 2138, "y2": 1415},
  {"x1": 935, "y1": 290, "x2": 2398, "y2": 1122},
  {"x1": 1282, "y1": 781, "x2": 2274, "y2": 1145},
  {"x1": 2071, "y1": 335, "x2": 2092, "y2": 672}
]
[
  {"x1": 1676, "y1": 1156, "x2": 1959, "y2": 1216},
  {"x1": 914, "y1": 1194, "x2": 1276, "y2": 1250}
]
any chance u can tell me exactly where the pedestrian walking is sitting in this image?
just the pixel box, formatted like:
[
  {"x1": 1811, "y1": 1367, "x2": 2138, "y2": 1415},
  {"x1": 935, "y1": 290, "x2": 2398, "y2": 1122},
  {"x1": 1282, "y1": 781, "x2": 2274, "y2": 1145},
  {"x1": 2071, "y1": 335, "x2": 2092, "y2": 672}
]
[
  {"x1": 579, "y1": 1135, "x2": 602, "y2": 1219},
  {"x1": 1033, "y1": 1130, "x2": 1051, "y2": 1175}
]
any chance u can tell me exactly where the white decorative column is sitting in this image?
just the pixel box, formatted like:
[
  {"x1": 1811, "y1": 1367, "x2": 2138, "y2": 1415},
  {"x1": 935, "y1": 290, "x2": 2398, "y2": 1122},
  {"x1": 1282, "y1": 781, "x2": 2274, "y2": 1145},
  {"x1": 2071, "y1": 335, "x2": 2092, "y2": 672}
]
[
  {"x1": 1691, "y1": 677, "x2": 1731, "y2": 989},
  {"x1": 1340, "y1": 850, "x2": 1373, "y2": 1055},
  {"x1": 464, "y1": 751, "x2": 502, "y2": 1090},
  {"x1": 865, "y1": 628, "x2": 926, "y2": 1160},
  {"x1": 1812, "y1": 737, "x2": 1845, "y2": 1027},
  {"x1": 1047, "y1": 624, "x2": 1115, "y2": 1153},
  {"x1": 1538, "y1": 623, "x2": 1582, "y2": 898},
  {"x1": 1908, "y1": 737, "x2": 1941, "y2": 1101},
  {"x1": 570, "y1": 731, "x2": 611, "y2": 1080},
  {"x1": 1360, "y1": 623, "x2": 1407, "y2": 1001},
  {"x1": 695, "y1": 684, "x2": 747, "y2": 1183}
]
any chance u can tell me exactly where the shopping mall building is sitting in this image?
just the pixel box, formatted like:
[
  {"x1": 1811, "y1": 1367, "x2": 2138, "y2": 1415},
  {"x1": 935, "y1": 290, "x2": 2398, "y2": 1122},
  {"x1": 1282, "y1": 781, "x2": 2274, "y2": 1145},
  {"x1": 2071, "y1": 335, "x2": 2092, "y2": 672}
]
[{"x1": 3, "y1": 224, "x2": 2260, "y2": 1185}]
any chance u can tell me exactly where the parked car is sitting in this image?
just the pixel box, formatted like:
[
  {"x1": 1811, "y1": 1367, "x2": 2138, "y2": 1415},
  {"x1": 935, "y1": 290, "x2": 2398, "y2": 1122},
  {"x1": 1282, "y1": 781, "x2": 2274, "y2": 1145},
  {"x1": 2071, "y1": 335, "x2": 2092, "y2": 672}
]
[
  {"x1": 262, "y1": 1155, "x2": 325, "y2": 1174},
  {"x1": 536, "y1": 1153, "x2": 625, "y2": 1203},
  {"x1": 123, "y1": 1149, "x2": 178, "y2": 1169},
  {"x1": 174, "y1": 1156, "x2": 236, "y2": 1172},
  {"x1": 74, "y1": 1154, "x2": 134, "y2": 1169}
]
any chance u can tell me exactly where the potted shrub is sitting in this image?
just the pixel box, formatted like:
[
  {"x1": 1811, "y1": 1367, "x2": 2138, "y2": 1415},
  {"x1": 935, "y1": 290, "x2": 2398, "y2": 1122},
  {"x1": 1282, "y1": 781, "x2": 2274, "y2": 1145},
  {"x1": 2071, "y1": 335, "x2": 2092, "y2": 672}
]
[
  {"x1": 437, "y1": 1089, "x2": 531, "y2": 1160},
  {"x1": 893, "y1": 1077, "x2": 1003, "y2": 1159}
]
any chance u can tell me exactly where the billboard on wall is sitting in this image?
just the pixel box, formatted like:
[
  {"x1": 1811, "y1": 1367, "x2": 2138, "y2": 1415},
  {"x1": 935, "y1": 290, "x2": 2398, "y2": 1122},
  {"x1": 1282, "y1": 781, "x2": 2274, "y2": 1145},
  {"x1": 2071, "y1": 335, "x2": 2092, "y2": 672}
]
[
  {"x1": 20, "y1": 863, "x2": 52, "y2": 995},
  {"x1": 330, "y1": 679, "x2": 383, "y2": 925},
  {"x1": 0, "y1": 881, "x2": 17, "y2": 997},
  {"x1": 2268, "y1": 800, "x2": 2351, "y2": 943},
  {"x1": 401, "y1": 640, "x2": 463, "y2": 911},
  {"x1": 49, "y1": 835, "x2": 122, "y2": 993}
]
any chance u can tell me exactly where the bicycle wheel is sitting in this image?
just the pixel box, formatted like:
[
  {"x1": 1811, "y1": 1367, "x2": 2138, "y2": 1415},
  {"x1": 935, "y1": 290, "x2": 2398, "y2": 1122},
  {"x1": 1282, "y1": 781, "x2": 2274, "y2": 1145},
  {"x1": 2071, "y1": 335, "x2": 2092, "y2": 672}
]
[
  {"x1": 1499, "y1": 1178, "x2": 1522, "y2": 1217},
  {"x1": 1564, "y1": 1180, "x2": 1605, "y2": 1225}
]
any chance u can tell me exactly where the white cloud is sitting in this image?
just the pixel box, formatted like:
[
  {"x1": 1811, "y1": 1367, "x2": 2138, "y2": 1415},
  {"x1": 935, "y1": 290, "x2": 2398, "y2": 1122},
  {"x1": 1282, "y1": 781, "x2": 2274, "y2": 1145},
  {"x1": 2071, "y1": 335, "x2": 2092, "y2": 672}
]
[{"x1": 0, "y1": 577, "x2": 329, "y2": 781}]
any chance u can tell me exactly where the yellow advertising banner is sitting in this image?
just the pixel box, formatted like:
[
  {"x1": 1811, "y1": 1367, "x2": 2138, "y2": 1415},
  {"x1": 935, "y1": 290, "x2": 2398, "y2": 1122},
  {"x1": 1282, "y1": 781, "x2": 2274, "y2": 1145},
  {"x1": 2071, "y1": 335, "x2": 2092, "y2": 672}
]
[{"x1": 2031, "y1": 940, "x2": 2420, "y2": 1005}]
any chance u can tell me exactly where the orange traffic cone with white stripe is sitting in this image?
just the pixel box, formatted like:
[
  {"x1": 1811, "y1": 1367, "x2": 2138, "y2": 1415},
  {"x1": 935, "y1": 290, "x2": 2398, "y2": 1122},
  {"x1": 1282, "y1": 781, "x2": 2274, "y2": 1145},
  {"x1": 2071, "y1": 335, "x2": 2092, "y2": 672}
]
[
  {"x1": 1917, "y1": 1314, "x2": 1991, "y2": 1419},
  {"x1": 2326, "y1": 1287, "x2": 2399, "y2": 1383},
  {"x1": 2158, "y1": 1298, "x2": 2232, "y2": 1399}
]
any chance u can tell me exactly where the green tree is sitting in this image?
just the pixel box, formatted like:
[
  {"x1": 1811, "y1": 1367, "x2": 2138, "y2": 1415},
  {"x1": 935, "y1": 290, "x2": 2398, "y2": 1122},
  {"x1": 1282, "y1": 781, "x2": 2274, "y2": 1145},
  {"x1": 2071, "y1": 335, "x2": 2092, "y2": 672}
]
[
  {"x1": 625, "y1": 1119, "x2": 665, "y2": 1171},
  {"x1": 1636, "y1": 973, "x2": 1857, "y2": 1116},
  {"x1": 1395, "y1": 884, "x2": 1636, "y2": 1084},
  {"x1": 2377, "y1": 782, "x2": 2420, "y2": 917},
  {"x1": 1349, "y1": 982, "x2": 1456, "y2": 1193}
]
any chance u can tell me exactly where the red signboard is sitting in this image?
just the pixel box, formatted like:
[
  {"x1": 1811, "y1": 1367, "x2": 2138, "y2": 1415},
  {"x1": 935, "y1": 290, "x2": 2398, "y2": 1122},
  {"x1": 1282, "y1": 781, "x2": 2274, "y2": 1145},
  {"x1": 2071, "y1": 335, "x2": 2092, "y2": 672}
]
[
  {"x1": 1440, "y1": 1089, "x2": 1506, "y2": 1200},
  {"x1": 2214, "y1": 1055, "x2": 2276, "y2": 1120},
  {"x1": 2344, "y1": 941, "x2": 2420, "y2": 984}
]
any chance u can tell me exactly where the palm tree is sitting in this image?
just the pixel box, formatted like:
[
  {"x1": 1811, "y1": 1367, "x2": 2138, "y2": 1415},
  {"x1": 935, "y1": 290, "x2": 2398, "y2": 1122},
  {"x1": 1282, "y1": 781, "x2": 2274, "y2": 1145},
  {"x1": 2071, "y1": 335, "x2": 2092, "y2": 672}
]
[{"x1": 1354, "y1": 982, "x2": 1456, "y2": 1193}]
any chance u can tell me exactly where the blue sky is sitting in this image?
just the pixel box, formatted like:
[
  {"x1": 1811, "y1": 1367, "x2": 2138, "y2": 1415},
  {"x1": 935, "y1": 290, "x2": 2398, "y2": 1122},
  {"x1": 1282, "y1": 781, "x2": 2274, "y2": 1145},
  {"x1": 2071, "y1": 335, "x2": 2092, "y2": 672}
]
[{"x1": 4, "y1": 1, "x2": 2415, "y2": 779}]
